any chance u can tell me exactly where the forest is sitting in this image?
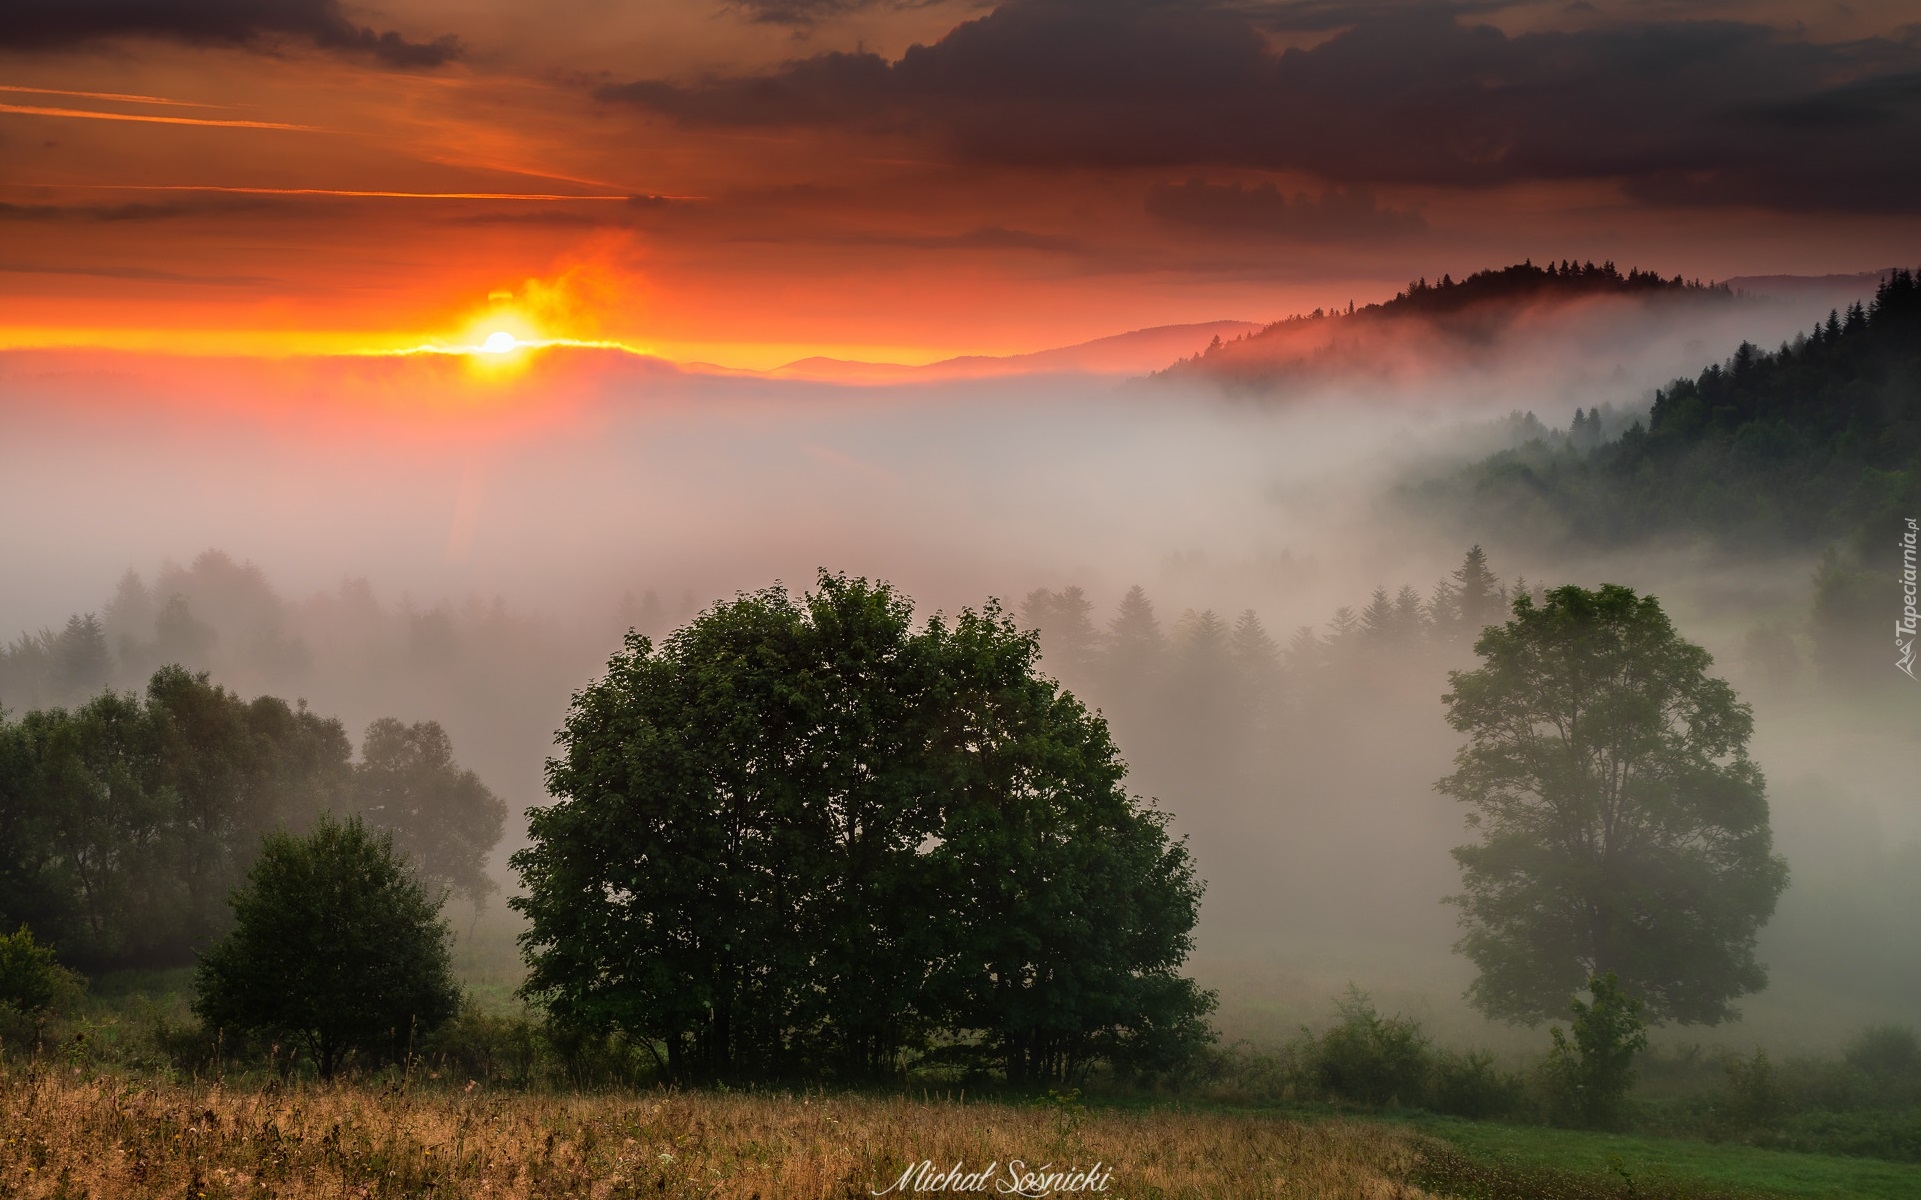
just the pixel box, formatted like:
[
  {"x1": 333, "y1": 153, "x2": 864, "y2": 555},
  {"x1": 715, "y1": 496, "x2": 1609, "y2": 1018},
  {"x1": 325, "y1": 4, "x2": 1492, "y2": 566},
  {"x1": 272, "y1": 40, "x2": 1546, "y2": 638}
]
[{"x1": 1423, "y1": 268, "x2": 1921, "y2": 556}]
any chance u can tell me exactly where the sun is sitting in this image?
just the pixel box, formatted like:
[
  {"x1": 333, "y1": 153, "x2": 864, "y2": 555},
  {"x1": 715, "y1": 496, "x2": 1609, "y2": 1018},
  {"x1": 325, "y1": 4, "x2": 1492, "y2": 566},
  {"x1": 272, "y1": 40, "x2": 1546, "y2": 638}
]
[{"x1": 477, "y1": 330, "x2": 520, "y2": 354}]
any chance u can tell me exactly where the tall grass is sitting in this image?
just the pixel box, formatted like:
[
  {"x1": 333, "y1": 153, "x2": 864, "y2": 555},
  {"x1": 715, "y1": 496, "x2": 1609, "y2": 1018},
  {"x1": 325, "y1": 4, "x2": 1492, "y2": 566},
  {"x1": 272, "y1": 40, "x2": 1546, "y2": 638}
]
[{"x1": 0, "y1": 1065, "x2": 1434, "y2": 1199}]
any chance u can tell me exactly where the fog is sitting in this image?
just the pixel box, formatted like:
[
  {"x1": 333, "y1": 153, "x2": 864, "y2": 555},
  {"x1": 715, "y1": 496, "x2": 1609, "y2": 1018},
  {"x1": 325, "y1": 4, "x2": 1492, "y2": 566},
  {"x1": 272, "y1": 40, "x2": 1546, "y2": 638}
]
[{"x1": 3, "y1": 276, "x2": 1914, "y2": 1055}]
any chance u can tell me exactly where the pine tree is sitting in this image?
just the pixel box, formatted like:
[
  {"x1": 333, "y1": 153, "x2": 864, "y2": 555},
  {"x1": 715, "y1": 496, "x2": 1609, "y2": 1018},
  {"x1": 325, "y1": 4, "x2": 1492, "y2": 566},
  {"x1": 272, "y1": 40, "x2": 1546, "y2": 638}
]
[
  {"x1": 1359, "y1": 587, "x2": 1395, "y2": 640},
  {"x1": 53, "y1": 614, "x2": 111, "y2": 702},
  {"x1": 1104, "y1": 586, "x2": 1166, "y2": 690},
  {"x1": 1284, "y1": 625, "x2": 1323, "y2": 678},
  {"x1": 1393, "y1": 585, "x2": 1427, "y2": 643},
  {"x1": 1452, "y1": 546, "x2": 1501, "y2": 636}
]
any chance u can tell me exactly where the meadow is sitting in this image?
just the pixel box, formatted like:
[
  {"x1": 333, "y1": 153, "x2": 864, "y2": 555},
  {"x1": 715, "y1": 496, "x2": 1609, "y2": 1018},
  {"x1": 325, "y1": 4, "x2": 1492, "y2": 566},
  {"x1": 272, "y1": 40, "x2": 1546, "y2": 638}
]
[
  {"x1": 11, "y1": 957, "x2": 1921, "y2": 1200},
  {"x1": 0, "y1": 1068, "x2": 1434, "y2": 1200}
]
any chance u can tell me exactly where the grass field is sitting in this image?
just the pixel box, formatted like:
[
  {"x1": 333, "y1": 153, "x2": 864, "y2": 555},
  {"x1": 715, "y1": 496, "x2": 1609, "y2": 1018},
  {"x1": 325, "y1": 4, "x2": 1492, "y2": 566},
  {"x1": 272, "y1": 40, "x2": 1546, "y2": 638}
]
[
  {"x1": 10, "y1": 968, "x2": 1918, "y2": 1198},
  {"x1": 1410, "y1": 1114, "x2": 1921, "y2": 1200},
  {"x1": 0, "y1": 1068, "x2": 1435, "y2": 1199},
  {"x1": 10, "y1": 1067, "x2": 1918, "y2": 1200}
]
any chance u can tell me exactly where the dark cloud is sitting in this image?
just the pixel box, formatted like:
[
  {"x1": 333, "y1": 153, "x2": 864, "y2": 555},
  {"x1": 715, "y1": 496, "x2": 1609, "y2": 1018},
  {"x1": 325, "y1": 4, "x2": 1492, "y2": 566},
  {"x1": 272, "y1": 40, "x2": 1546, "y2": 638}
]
[
  {"x1": 0, "y1": 261, "x2": 275, "y2": 285},
  {"x1": 4, "y1": 0, "x2": 461, "y2": 68},
  {"x1": 1146, "y1": 179, "x2": 1426, "y2": 238},
  {"x1": 0, "y1": 198, "x2": 272, "y2": 221},
  {"x1": 600, "y1": 0, "x2": 1921, "y2": 212},
  {"x1": 725, "y1": 0, "x2": 956, "y2": 28}
]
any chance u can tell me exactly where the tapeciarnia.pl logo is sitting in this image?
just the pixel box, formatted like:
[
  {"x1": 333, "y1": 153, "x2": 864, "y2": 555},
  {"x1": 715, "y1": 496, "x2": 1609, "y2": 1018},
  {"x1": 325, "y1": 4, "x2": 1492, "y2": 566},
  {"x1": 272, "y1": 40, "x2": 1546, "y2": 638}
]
[{"x1": 1900, "y1": 517, "x2": 1918, "y2": 680}]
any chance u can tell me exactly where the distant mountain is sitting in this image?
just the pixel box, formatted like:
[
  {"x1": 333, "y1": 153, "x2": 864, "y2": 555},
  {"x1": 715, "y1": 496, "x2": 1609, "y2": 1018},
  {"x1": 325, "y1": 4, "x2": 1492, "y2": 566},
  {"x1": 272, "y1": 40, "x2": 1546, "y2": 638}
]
[
  {"x1": 1157, "y1": 260, "x2": 1738, "y2": 391},
  {"x1": 771, "y1": 320, "x2": 1261, "y2": 382}
]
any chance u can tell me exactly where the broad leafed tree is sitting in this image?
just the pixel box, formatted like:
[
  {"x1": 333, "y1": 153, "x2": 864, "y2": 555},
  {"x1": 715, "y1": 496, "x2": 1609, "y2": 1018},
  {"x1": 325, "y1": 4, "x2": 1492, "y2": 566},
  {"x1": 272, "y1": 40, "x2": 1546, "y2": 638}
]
[{"x1": 1439, "y1": 584, "x2": 1788, "y2": 1025}]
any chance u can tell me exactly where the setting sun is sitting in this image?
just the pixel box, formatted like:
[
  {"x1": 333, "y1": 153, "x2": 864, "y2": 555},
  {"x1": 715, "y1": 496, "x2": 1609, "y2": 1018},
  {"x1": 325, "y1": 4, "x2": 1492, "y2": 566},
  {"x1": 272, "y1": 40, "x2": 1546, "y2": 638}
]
[{"x1": 478, "y1": 331, "x2": 520, "y2": 354}]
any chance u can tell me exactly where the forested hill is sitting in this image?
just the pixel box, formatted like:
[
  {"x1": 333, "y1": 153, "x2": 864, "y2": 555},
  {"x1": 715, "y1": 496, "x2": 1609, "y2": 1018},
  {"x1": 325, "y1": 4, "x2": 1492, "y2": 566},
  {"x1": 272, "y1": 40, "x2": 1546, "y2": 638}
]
[
  {"x1": 1423, "y1": 267, "x2": 1921, "y2": 553},
  {"x1": 1157, "y1": 259, "x2": 1733, "y2": 389}
]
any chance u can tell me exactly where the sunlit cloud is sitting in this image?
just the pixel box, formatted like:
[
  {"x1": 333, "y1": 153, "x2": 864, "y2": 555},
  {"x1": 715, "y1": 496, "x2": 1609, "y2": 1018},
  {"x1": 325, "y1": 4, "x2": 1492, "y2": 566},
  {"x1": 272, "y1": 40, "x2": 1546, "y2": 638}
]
[
  {"x1": 0, "y1": 84, "x2": 231, "y2": 109},
  {"x1": 0, "y1": 103, "x2": 323, "y2": 131},
  {"x1": 51, "y1": 184, "x2": 633, "y2": 202}
]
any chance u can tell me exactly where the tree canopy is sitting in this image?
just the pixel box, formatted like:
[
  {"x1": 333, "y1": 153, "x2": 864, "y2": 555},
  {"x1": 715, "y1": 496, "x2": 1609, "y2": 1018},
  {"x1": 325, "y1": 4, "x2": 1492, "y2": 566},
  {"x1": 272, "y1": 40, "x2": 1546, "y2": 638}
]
[
  {"x1": 512, "y1": 572, "x2": 1213, "y2": 1084},
  {"x1": 193, "y1": 814, "x2": 460, "y2": 1079},
  {"x1": 1439, "y1": 584, "x2": 1789, "y2": 1025}
]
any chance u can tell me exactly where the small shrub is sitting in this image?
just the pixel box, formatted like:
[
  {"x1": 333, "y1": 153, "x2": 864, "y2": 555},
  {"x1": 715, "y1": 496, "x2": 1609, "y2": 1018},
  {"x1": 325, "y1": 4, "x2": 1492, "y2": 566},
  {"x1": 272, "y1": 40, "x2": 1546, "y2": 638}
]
[
  {"x1": 0, "y1": 925, "x2": 84, "y2": 1014},
  {"x1": 1430, "y1": 1048, "x2": 1526, "y2": 1119},
  {"x1": 1717, "y1": 1049, "x2": 1784, "y2": 1129},
  {"x1": 1312, "y1": 988, "x2": 1432, "y2": 1108},
  {"x1": 1845, "y1": 1025, "x2": 1920, "y2": 1083},
  {"x1": 1543, "y1": 973, "x2": 1648, "y2": 1129},
  {"x1": 421, "y1": 1002, "x2": 541, "y2": 1087}
]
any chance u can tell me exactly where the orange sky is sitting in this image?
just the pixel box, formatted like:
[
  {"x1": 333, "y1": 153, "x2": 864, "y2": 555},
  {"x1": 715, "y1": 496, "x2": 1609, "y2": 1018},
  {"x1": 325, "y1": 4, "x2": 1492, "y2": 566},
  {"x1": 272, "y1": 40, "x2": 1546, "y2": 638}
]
[{"x1": 3, "y1": 0, "x2": 1919, "y2": 368}]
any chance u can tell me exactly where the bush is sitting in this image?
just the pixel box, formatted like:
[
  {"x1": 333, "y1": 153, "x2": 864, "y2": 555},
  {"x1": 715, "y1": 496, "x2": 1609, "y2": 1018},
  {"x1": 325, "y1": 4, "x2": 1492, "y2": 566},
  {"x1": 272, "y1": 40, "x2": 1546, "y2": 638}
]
[
  {"x1": 1717, "y1": 1049, "x2": 1784, "y2": 1129},
  {"x1": 1431, "y1": 1048, "x2": 1527, "y2": 1119},
  {"x1": 1845, "y1": 1026, "x2": 1920, "y2": 1083},
  {"x1": 420, "y1": 1002, "x2": 542, "y2": 1088},
  {"x1": 1542, "y1": 974, "x2": 1648, "y2": 1129},
  {"x1": 194, "y1": 815, "x2": 461, "y2": 1080},
  {"x1": 0, "y1": 924, "x2": 83, "y2": 1014},
  {"x1": 1312, "y1": 989, "x2": 1432, "y2": 1108}
]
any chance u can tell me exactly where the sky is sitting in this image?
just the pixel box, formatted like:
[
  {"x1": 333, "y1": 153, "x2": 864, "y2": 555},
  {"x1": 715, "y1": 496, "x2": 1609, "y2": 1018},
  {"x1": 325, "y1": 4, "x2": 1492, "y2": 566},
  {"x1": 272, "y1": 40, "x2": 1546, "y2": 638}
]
[{"x1": 4, "y1": 0, "x2": 1920, "y2": 367}]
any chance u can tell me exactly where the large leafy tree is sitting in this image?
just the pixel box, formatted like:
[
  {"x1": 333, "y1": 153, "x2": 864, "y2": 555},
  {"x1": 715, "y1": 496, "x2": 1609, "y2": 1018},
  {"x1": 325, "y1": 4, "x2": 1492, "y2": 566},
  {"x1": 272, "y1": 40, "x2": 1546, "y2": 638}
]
[
  {"x1": 1439, "y1": 584, "x2": 1788, "y2": 1025},
  {"x1": 194, "y1": 815, "x2": 460, "y2": 1079},
  {"x1": 929, "y1": 603, "x2": 1214, "y2": 1083},
  {"x1": 513, "y1": 572, "x2": 1212, "y2": 1084}
]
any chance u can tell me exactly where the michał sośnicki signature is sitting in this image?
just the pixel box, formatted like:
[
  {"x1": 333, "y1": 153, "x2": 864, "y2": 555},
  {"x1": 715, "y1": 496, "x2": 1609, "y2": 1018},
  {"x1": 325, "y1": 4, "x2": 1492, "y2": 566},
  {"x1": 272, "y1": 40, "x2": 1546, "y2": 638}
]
[{"x1": 872, "y1": 1159, "x2": 1114, "y2": 1197}]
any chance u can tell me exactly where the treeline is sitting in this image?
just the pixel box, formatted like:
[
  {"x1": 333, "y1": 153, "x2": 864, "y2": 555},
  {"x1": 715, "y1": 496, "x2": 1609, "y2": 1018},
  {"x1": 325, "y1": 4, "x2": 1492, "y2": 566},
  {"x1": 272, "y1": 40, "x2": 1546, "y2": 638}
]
[
  {"x1": 0, "y1": 550, "x2": 603, "y2": 856},
  {"x1": 1020, "y1": 546, "x2": 1508, "y2": 742},
  {"x1": 1424, "y1": 267, "x2": 1921, "y2": 557},
  {"x1": 0, "y1": 667, "x2": 505, "y2": 970},
  {"x1": 1374, "y1": 259, "x2": 1722, "y2": 317}
]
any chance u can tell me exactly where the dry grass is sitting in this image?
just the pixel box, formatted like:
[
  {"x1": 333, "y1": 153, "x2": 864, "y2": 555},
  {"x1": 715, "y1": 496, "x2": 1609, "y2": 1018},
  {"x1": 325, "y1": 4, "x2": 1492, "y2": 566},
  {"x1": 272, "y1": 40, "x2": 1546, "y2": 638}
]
[{"x1": 0, "y1": 1065, "x2": 1438, "y2": 1199}]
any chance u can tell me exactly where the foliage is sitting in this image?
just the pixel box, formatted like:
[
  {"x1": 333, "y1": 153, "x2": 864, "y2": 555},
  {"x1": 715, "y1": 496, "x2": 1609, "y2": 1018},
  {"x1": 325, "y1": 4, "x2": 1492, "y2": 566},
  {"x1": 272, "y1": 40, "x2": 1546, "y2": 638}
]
[
  {"x1": 513, "y1": 571, "x2": 1213, "y2": 1085},
  {"x1": 193, "y1": 814, "x2": 461, "y2": 1079},
  {"x1": 1845, "y1": 1026, "x2": 1921, "y2": 1082},
  {"x1": 1440, "y1": 585, "x2": 1790, "y2": 1025},
  {"x1": 1543, "y1": 974, "x2": 1649, "y2": 1129},
  {"x1": 0, "y1": 667, "x2": 505, "y2": 971},
  {"x1": 0, "y1": 924, "x2": 83, "y2": 1014},
  {"x1": 1431, "y1": 1048, "x2": 1530, "y2": 1121},
  {"x1": 1719, "y1": 1049, "x2": 1786, "y2": 1130},
  {"x1": 354, "y1": 717, "x2": 507, "y2": 906},
  {"x1": 1197, "y1": 993, "x2": 1524, "y2": 1121},
  {"x1": 1312, "y1": 988, "x2": 1432, "y2": 1108}
]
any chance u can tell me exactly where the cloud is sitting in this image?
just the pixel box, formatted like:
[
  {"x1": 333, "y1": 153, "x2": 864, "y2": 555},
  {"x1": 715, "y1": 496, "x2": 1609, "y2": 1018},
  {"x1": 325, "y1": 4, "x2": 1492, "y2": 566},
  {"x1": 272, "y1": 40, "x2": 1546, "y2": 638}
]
[
  {"x1": 599, "y1": 0, "x2": 1921, "y2": 213},
  {"x1": 0, "y1": 198, "x2": 271, "y2": 221},
  {"x1": 0, "y1": 260, "x2": 275, "y2": 285},
  {"x1": 4, "y1": 0, "x2": 461, "y2": 68},
  {"x1": 1146, "y1": 180, "x2": 1426, "y2": 239},
  {"x1": 724, "y1": 0, "x2": 953, "y2": 27}
]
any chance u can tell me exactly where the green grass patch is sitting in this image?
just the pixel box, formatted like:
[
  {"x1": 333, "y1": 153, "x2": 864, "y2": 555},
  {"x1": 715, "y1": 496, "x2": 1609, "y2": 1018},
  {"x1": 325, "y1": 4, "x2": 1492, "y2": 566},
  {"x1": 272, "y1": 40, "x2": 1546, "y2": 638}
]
[{"x1": 1414, "y1": 1114, "x2": 1921, "y2": 1200}]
